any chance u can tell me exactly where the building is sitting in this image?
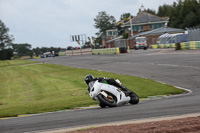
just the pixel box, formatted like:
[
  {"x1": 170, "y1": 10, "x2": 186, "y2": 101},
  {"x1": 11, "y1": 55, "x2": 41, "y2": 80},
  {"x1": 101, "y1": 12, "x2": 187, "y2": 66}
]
[
  {"x1": 104, "y1": 5, "x2": 170, "y2": 48},
  {"x1": 128, "y1": 27, "x2": 185, "y2": 46},
  {"x1": 102, "y1": 29, "x2": 118, "y2": 48},
  {"x1": 123, "y1": 11, "x2": 169, "y2": 37},
  {"x1": 103, "y1": 5, "x2": 186, "y2": 49}
]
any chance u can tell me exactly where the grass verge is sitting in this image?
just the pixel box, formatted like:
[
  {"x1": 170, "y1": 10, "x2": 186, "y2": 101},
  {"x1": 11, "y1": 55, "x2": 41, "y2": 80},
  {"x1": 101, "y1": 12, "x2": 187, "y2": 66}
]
[
  {"x1": 0, "y1": 60, "x2": 38, "y2": 67},
  {"x1": 0, "y1": 60, "x2": 185, "y2": 118}
]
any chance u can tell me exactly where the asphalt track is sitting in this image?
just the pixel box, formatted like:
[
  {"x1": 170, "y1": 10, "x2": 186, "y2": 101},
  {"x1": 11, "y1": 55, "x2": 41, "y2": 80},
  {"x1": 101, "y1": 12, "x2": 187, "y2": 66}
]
[{"x1": 0, "y1": 49, "x2": 200, "y2": 133}]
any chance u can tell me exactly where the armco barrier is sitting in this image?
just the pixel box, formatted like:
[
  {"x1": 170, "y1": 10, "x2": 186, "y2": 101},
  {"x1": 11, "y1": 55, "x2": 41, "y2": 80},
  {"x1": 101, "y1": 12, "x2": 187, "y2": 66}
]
[{"x1": 92, "y1": 48, "x2": 120, "y2": 55}]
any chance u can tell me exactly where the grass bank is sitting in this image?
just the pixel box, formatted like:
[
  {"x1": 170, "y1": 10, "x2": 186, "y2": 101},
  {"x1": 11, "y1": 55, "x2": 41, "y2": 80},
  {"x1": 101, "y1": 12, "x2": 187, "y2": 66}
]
[
  {"x1": 0, "y1": 60, "x2": 37, "y2": 67},
  {"x1": 0, "y1": 60, "x2": 185, "y2": 118}
]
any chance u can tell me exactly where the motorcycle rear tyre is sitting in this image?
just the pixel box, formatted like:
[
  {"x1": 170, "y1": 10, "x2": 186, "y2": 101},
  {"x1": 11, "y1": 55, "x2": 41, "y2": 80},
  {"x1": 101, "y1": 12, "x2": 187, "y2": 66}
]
[
  {"x1": 99, "y1": 102, "x2": 106, "y2": 108},
  {"x1": 97, "y1": 94, "x2": 117, "y2": 107},
  {"x1": 129, "y1": 91, "x2": 139, "y2": 104}
]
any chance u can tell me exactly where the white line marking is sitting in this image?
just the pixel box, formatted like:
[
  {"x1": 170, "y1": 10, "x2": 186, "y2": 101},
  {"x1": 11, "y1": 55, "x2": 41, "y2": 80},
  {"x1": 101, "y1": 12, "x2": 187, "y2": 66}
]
[{"x1": 157, "y1": 63, "x2": 200, "y2": 70}]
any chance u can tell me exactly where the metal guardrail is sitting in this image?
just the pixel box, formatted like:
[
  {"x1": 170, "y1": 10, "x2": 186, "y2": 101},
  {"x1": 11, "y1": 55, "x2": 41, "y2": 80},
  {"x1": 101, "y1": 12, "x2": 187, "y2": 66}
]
[
  {"x1": 59, "y1": 48, "x2": 92, "y2": 56},
  {"x1": 115, "y1": 39, "x2": 127, "y2": 48},
  {"x1": 187, "y1": 27, "x2": 200, "y2": 41}
]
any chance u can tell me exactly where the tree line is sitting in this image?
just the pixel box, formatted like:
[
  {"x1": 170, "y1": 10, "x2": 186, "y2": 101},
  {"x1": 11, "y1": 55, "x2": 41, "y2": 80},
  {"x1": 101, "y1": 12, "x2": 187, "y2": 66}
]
[
  {"x1": 156, "y1": 0, "x2": 200, "y2": 29},
  {"x1": 94, "y1": 0, "x2": 200, "y2": 45},
  {"x1": 13, "y1": 44, "x2": 62, "y2": 57},
  {"x1": 0, "y1": 20, "x2": 63, "y2": 60}
]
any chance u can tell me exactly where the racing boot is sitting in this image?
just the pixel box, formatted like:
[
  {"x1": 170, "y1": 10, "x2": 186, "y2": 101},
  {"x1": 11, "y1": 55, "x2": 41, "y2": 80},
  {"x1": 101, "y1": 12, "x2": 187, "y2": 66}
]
[{"x1": 121, "y1": 86, "x2": 132, "y2": 96}]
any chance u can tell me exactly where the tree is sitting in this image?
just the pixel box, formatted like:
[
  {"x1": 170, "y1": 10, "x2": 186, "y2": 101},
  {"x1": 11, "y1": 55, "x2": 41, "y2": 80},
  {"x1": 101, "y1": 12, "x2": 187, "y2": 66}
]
[
  {"x1": 94, "y1": 11, "x2": 116, "y2": 45},
  {"x1": 157, "y1": 4, "x2": 172, "y2": 17},
  {"x1": 117, "y1": 13, "x2": 133, "y2": 35},
  {"x1": 157, "y1": 0, "x2": 200, "y2": 28},
  {"x1": 119, "y1": 13, "x2": 132, "y2": 21},
  {"x1": 183, "y1": 11, "x2": 198, "y2": 28},
  {"x1": 94, "y1": 11, "x2": 116, "y2": 36},
  {"x1": 32, "y1": 47, "x2": 40, "y2": 57},
  {"x1": 32, "y1": 47, "x2": 62, "y2": 56},
  {"x1": 0, "y1": 49, "x2": 13, "y2": 60},
  {"x1": 0, "y1": 20, "x2": 14, "y2": 60},
  {"x1": 12, "y1": 43, "x2": 32, "y2": 56},
  {"x1": 145, "y1": 9, "x2": 156, "y2": 15},
  {"x1": 0, "y1": 20, "x2": 14, "y2": 50}
]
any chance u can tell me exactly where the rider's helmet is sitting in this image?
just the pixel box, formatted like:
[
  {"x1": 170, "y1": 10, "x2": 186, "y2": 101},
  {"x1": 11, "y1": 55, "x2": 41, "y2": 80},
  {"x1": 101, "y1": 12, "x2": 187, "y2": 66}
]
[{"x1": 85, "y1": 74, "x2": 94, "y2": 85}]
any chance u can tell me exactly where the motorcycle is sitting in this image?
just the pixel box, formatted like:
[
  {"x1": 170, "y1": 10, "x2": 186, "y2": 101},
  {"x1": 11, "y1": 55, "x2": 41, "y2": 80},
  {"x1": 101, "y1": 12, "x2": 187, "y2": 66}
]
[{"x1": 87, "y1": 79, "x2": 139, "y2": 108}]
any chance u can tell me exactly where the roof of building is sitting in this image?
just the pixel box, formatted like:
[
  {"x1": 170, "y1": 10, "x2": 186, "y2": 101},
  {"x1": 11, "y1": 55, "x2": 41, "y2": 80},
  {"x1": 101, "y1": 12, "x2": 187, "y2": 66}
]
[
  {"x1": 124, "y1": 12, "x2": 169, "y2": 26},
  {"x1": 106, "y1": 36, "x2": 122, "y2": 43},
  {"x1": 128, "y1": 27, "x2": 185, "y2": 40}
]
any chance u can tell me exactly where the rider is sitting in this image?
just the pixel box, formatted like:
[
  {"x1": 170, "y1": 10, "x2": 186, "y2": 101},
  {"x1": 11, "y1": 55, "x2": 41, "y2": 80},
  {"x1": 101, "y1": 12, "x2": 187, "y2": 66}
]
[{"x1": 85, "y1": 74, "x2": 132, "y2": 96}]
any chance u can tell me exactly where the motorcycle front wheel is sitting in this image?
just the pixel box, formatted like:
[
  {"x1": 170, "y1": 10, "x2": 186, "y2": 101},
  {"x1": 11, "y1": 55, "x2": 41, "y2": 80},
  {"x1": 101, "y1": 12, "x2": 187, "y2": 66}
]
[{"x1": 97, "y1": 92, "x2": 117, "y2": 108}]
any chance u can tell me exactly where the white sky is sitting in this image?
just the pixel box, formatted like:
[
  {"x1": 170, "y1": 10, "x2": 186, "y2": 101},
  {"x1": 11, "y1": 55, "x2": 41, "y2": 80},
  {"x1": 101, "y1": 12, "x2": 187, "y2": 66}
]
[{"x1": 0, "y1": 0, "x2": 176, "y2": 48}]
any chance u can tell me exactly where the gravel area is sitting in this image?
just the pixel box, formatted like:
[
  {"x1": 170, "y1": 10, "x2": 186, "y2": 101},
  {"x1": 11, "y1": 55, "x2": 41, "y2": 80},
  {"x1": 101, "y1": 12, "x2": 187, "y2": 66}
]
[{"x1": 68, "y1": 116, "x2": 200, "y2": 133}]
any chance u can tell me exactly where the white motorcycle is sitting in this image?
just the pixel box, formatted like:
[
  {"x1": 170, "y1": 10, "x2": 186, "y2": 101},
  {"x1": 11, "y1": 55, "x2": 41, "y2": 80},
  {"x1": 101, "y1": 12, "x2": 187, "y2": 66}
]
[{"x1": 88, "y1": 79, "x2": 139, "y2": 108}]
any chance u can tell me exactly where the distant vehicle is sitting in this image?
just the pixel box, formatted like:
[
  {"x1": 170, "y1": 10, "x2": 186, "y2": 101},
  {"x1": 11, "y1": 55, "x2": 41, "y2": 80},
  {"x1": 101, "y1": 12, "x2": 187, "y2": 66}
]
[
  {"x1": 44, "y1": 52, "x2": 53, "y2": 57},
  {"x1": 40, "y1": 52, "x2": 54, "y2": 58},
  {"x1": 67, "y1": 46, "x2": 73, "y2": 50},
  {"x1": 135, "y1": 36, "x2": 147, "y2": 50}
]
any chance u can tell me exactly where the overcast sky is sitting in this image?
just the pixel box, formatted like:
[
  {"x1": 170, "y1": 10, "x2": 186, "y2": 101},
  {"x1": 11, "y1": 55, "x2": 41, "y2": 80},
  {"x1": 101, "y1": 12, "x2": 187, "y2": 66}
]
[{"x1": 0, "y1": 0, "x2": 176, "y2": 48}]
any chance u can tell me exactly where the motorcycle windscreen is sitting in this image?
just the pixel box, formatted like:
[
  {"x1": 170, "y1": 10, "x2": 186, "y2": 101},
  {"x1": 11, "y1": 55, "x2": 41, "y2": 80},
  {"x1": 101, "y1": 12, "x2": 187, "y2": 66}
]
[{"x1": 88, "y1": 81, "x2": 95, "y2": 91}]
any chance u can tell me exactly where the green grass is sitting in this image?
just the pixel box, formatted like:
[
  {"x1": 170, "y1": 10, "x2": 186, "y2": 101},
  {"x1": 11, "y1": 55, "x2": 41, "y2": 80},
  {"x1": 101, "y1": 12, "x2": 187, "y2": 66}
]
[
  {"x1": 0, "y1": 60, "x2": 185, "y2": 118},
  {"x1": 0, "y1": 60, "x2": 38, "y2": 67}
]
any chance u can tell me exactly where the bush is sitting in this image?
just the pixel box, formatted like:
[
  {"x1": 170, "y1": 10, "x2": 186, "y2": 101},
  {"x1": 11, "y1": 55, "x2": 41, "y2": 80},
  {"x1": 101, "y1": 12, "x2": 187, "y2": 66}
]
[
  {"x1": 13, "y1": 55, "x2": 21, "y2": 60},
  {"x1": 0, "y1": 49, "x2": 13, "y2": 60}
]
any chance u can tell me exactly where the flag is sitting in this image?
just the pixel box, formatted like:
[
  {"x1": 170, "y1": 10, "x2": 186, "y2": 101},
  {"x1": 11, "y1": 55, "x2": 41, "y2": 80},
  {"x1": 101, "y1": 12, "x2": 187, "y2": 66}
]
[
  {"x1": 117, "y1": 20, "x2": 123, "y2": 25},
  {"x1": 92, "y1": 37, "x2": 95, "y2": 47},
  {"x1": 77, "y1": 41, "x2": 80, "y2": 45},
  {"x1": 123, "y1": 17, "x2": 130, "y2": 20},
  {"x1": 88, "y1": 37, "x2": 91, "y2": 47},
  {"x1": 117, "y1": 17, "x2": 131, "y2": 25}
]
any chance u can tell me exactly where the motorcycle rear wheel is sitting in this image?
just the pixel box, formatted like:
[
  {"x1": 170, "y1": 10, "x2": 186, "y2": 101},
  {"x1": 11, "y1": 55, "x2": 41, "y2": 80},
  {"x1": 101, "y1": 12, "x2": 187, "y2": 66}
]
[
  {"x1": 129, "y1": 91, "x2": 139, "y2": 104},
  {"x1": 97, "y1": 92, "x2": 117, "y2": 108},
  {"x1": 99, "y1": 102, "x2": 106, "y2": 108}
]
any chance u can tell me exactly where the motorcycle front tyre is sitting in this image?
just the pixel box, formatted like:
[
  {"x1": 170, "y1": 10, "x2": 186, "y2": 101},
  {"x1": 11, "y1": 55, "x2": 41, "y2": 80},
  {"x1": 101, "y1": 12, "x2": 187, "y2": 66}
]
[{"x1": 97, "y1": 94, "x2": 117, "y2": 108}]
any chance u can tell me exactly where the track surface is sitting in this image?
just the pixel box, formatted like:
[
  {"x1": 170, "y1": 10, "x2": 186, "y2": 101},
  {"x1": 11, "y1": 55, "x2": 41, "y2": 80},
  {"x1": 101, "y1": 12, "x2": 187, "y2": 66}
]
[{"x1": 1, "y1": 49, "x2": 200, "y2": 133}]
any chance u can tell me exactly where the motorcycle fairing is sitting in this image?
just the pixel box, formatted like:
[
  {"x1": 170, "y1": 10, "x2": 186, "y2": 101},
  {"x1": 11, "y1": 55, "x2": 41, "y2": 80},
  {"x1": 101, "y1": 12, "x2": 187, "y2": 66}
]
[{"x1": 90, "y1": 81, "x2": 130, "y2": 105}]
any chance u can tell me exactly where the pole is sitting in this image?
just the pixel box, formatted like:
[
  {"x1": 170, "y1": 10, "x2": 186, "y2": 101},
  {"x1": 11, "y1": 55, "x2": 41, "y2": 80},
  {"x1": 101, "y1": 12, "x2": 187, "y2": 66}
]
[
  {"x1": 130, "y1": 14, "x2": 133, "y2": 37},
  {"x1": 81, "y1": 39, "x2": 83, "y2": 55}
]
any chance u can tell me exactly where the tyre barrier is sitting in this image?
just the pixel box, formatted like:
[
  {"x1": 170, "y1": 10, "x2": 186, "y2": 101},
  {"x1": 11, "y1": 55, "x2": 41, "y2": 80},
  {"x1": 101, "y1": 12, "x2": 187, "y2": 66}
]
[
  {"x1": 150, "y1": 41, "x2": 200, "y2": 50},
  {"x1": 92, "y1": 48, "x2": 120, "y2": 55},
  {"x1": 150, "y1": 43, "x2": 176, "y2": 49},
  {"x1": 180, "y1": 41, "x2": 200, "y2": 50},
  {"x1": 58, "y1": 52, "x2": 66, "y2": 56}
]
